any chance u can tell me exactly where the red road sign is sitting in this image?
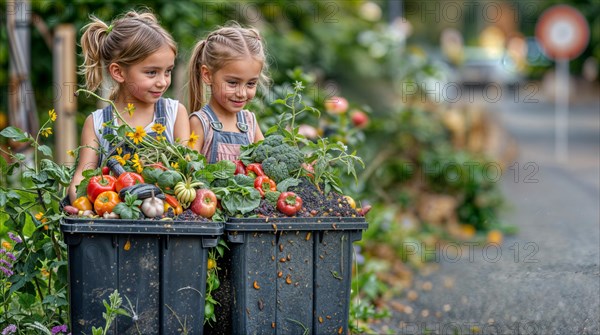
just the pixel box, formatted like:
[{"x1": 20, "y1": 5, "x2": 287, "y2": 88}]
[{"x1": 535, "y1": 5, "x2": 589, "y2": 60}]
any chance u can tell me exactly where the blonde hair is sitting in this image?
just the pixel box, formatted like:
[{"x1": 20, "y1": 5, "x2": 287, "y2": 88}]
[
  {"x1": 79, "y1": 10, "x2": 177, "y2": 100},
  {"x1": 188, "y1": 23, "x2": 270, "y2": 113}
]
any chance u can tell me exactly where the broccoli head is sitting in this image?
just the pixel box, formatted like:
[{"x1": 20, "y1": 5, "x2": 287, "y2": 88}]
[
  {"x1": 263, "y1": 134, "x2": 284, "y2": 147},
  {"x1": 262, "y1": 157, "x2": 290, "y2": 182},
  {"x1": 251, "y1": 135, "x2": 305, "y2": 181},
  {"x1": 251, "y1": 135, "x2": 285, "y2": 162}
]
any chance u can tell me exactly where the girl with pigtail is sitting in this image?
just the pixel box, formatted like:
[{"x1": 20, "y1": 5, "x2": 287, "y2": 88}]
[
  {"x1": 188, "y1": 23, "x2": 269, "y2": 163},
  {"x1": 68, "y1": 10, "x2": 190, "y2": 203}
]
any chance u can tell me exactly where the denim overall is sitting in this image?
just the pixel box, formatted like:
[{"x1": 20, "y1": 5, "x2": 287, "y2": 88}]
[
  {"x1": 98, "y1": 98, "x2": 167, "y2": 165},
  {"x1": 201, "y1": 105, "x2": 250, "y2": 164}
]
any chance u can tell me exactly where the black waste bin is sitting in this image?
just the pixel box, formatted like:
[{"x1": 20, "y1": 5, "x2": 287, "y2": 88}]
[
  {"x1": 225, "y1": 217, "x2": 367, "y2": 335},
  {"x1": 61, "y1": 217, "x2": 223, "y2": 335}
]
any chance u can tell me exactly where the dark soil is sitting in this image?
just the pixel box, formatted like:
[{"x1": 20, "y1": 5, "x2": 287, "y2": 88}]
[
  {"x1": 165, "y1": 208, "x2": 212, "y2": 222},
  {"x1": 254, "y1": 177, "x2": 361, "y2": 218},
  {"x1": 169, "y1": 177, "x2": 362, "y2": 220}
]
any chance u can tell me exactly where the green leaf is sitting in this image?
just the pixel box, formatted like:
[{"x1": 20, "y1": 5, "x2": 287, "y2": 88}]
[
  {"x1": 222, "y1": 187, "x2": 260, "y2": 215},
  {"x1": 209, "y1": 160, "x2": 236, "y2": 179},
  {"x1": 113, "y1": 201, "x2": 141, "y2": 220},
  {"x1": 38, "y1": 145, "x2": 53, "y2": 157},
  {"x1": 187, "y1": 160, "x2": 204, "y2": 173},
  {"x1": 0, "y1": 126, "x2": 30, "y2": 142},
  {"x1": 32, "y1": 171, "x2": 49, "y2": 184},
  {"x1": 18, "y1": 293, "x2": 37, "y2": 310},
  {"x1": 43, "y1": 191, "x2": 52, "y2": 205},
  {"x1": 83, "y1": 168, "x2": 101, "y2": 178},
  {"x1": 76, "y1": 179, "x2": 90, "y2": 199},
  {"x1": 141, "y1": 167, "x2": 163, "y2": 184},
  {"x1": 157, "y1": 170, "x2": 183, "y2": 190},
  {"x1": 276, "y1": 178, "x2": 300, "y2": 192},
  {"x1": 41, "y1": 159, "x2": 72, "y2": 186}
]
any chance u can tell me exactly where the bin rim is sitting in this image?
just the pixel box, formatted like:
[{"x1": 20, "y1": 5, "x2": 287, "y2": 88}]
[
  {"x1": 60, "y1": 216, "x2": 223, "y2": 235},
  {"x1": 226, "y1": 216, "x2": 367, "y2": 232}
]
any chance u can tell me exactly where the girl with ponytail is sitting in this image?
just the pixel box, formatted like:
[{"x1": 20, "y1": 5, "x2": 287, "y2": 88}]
[
  {"x1": 187, "y1": 23, "x2": 269, "y2": 163},
  {"x1": 68, "y1": 10, "x2": 190, "y2": 203}
]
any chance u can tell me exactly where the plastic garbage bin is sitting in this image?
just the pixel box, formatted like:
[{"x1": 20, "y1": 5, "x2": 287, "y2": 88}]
[
  {"x1": 225, "y1": 217, "x2": 367, "y2": 335},
  {"x1": 61, "y1": 217, "x2": 223, "y2": 335}
]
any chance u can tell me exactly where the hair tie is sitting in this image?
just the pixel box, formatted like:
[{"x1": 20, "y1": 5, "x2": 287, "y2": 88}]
[{"x1": 106, "y1": 24, "x2": 113, "y2": 34}]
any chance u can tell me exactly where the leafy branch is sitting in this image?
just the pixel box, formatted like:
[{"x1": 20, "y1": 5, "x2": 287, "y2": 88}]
[{"x1": 269, "y1": 81, "x2": 320, "y2": 146}]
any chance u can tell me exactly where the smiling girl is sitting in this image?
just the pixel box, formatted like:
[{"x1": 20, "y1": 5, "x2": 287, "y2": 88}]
[
  {"x1": 187, "y1": 23, "x2": 269, "y2": 163},
  {"x1": 67, "y1": 10, "x2": 190, "y2": 203}
]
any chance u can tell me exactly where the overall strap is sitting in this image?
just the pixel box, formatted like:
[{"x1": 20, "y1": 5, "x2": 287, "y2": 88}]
[
  {"x1": 202, "y1": 105, "x2": 223, "y2": 131},
  {"x1": 154, "y1": 98, "x2": 166, "y2": 126},
  {"x1": 99, "y1": 105, "x2": 115, "y2": 164},
  {"x1": 202, "y1": 105, "x2": 249, "y2": 133},
  {"x1": 236, "y1": 111, "x2": 249, "y2": 133}
]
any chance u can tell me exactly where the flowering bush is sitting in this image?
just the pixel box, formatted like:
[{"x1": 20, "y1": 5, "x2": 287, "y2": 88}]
[{"x1": 0, "y1": 110, "x2": 71, "y2": 334}]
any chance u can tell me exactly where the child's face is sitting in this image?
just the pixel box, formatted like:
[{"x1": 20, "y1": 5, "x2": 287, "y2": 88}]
[
  {"x1": 119, "y1": 45, "x2": 176, "y2": 106},
  {"x1": 205, "y1": 56, "x2": 262, "y2": 115}
]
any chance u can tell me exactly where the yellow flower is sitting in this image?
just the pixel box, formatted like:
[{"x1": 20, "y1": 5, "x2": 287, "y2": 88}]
[
  {"x1": 188, "y1": 131, "x2": 199, "y2": 148},
  {"x1": 112, "y1": 152, "x2": 131, "y2": 166},
  {"x1": 151, "y1": 123, "x2": 166, "y2": 135},
  {"x1": 112, "y1": 155, "x2": 126, "y2": 166},
  {"x1": 41, "y1": 128, "x2": 53, "y2": 137},
  {"x1": 156, "y1": 135, "x2": 167, "y2": 142},
  {"x1": 1, "y1": 241, "x2": 11, "y2": 250},
  {"x1": 67, "y1": 150, "x2": 75, "y2": 158},
  {"x1": 34, "y1": 212, "x2": 48, "y2": 223},
  {"x1": 131, "y1": 153, "x2": 143, "y2": 173},
  {"x1": 127, "y1": 126, "x2": 146, "y2": 145},
  {"x1": 48, "y1": 109, "x2": 57, "y2": 122},
  {"x1": 116, "y1": 147, "x2": 123, "y2": 155},
  {"x1": 41, "y1": 268, "x2": 50, "y2": 277},
  {"x1": 171, "y1": 162, "x2": 179, "y2": 169},
  {"x1": 124, "y1": 103, "x2": 136, "y2": 117}
]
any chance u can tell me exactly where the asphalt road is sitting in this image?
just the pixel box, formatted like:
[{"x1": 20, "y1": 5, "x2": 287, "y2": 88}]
[{"x1": 372, "y1": 86, "x2": 600, "y2": 335}]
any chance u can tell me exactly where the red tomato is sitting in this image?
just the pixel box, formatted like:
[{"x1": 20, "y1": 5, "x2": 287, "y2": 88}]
[
  {"x1": 190, "y1": 189, "x2": 217, "y2": 218},
  {"x1": 324, "y1": 96, "x2": 348, "y2": 114},
  {"x1": 350, "y1": 110, "x2": 369, "y2": 128}
]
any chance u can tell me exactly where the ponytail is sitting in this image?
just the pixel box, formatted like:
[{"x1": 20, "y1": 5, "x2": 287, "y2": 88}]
[
  {"x1": 188, "y1": 40, "x2": 207, "y2": 113},
  {"x1": 79, "y1": 16, "x2": 111, "y2": 92}
]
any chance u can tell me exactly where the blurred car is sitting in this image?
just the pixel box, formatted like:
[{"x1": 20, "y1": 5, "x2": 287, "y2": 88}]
[{"x1": 457, "y1": 47, "x2": 523, "y2": 87}]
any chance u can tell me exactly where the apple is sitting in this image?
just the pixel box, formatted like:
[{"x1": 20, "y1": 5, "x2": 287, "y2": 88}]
[
  {"x1": 350, "y1": 110, "x2": 369, "y2": 128},
  {"x1": 324, "y1": 96, "x2": 348, "y2": 114},
  {"x1": 190, "y1": 189, "x2": 217, "y2": 218}
]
